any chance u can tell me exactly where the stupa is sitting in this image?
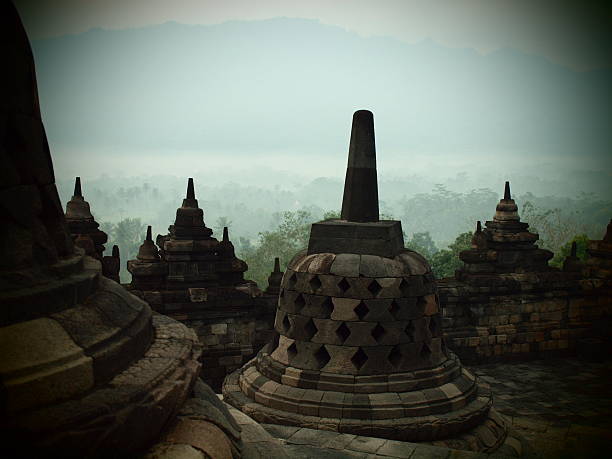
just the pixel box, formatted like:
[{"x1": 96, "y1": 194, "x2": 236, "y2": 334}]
[
  {"x1": 127, "y1": 182, "x2": 278, "y2": 391},
  {"x1": 265, "y1": 257, "x2": 284, "y2": 295},
  {"x1": 64, "y1": 176, "x2": 108, "y2": 261},
  {"x1": 456, "y1": 182, "x2": 553, "y2": 278},
  {"x1": 128, "y1": 179, "x2": 252, "y2": 311},
  {"x1": 0, "y1": 3, "x2": 204, "y2": 455},
  {"x1": 439, "y1": 185, "x2": 588, "y2": 363},
  {"x1": 223, "y1": 110, "x2": 507, "y2": 450}
]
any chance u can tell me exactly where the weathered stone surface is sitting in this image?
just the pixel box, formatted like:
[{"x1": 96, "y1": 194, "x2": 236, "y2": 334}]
[
  {"x1": 162, "y1": 418, "x2": 233, "y2": 459},
  {"x1": 224, "y1": 110, "x2": 503, "y2": 450},
  {"x1": 440, "y1": 187, "x2": 611, "y2": 365},
  {"x1": 0, "y1": 317, "x2": 94, "y2": 412},
  {"x1": 0, "y1": 6, "x2": 208, "y2": 457}
]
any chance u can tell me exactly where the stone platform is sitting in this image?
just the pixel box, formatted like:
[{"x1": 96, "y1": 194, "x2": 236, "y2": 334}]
[{"x1": 251, "y1": 357, "x2": 610, "y2": 458}]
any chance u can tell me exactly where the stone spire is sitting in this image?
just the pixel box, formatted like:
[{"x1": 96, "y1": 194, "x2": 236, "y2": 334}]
[
  {"x1": 308, "y1": 110, "x2": 404, "y2": 257},
  {"x1": 65, "y1": 176, "x2": 108, "y2": 260},
  {"x1": 183, "y1": 177, "x2": 198, "y2": 208},
  {"x1": 471, "y1": 220, "x2": 487, "y2": 249},
  {"x1": 74, "y1": 176, "x2": 82, "y2": 197},
  {"x1": 265, "y1": 257, "x2": 283, "y2": 295},
  {"x1": 218, "y1": 226, "x2": 237, "y2": 258},
  {"x1": 137, "y1": 225, "x2": 160, "y2": 262},
  {"x1": 66, "y1": 176, "x2": 94, "y2": 220},
  {"x1": 494, "y1": 181, "x2": 519, "y2": 221},
  {"x1": 341, "y1": 110, "x2": 379, "y2": 222},
  {"x1": 170, "y1": 178, "x2": 213, "y2": 240}
]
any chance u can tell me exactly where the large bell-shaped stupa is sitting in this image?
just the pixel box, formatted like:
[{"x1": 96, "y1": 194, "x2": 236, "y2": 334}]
[{"x1": 224, "y1": 110, "x2": 507, "y2": 450}]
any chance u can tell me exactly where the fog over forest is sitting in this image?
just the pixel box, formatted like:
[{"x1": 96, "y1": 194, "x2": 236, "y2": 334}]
[{"x1": 27, "y1": 17, "x2": 611, "y2": 284}]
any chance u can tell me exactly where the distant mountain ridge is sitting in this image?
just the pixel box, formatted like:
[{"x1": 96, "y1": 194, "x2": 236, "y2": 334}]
[{"x1": 32, "y1": 17, "x2": 611, "y2": 159}]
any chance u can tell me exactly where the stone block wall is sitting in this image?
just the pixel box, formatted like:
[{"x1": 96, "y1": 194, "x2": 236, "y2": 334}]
[
  {"x1": 129, "y1": 287, "x2": 277, "y2": 392},
  {"x1": 439, "y1": 271, "x2": 611, "y2": 364},
  {"x1": 186, "y1": 301, "x2": 277, "y2": 392}
]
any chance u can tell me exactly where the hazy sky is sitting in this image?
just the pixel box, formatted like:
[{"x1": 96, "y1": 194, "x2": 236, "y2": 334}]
[{"x1": 15, "y1": 0, "x2": 612, "y2": 70}]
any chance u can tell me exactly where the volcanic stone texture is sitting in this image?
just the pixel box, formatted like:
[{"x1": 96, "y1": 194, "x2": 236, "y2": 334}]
[
  {"x1": 439, "y1": 188, "x2": 611, "y2": 363},
  {"x1": 65, "y1": 177, "x2": 108, "y2": 262},
  {"x1": 224, "y1": 250, "x2": 506, "y2": 449},
  {"x1": 0, "y1": 4, "x2": 205, "y2": 456}
]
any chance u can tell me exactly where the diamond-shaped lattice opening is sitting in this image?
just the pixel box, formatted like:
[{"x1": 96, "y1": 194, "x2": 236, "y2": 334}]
[
  {"x1": 336, "y1": 322, "x2": 351, "y2": 343},
  {"x1": 287, "y1": 342, "x2": 298, "y2": 359},
  {"x1": 388, "y1": 300, "x2": 400, "y2": 319},
  {"x1": 309, "y1": 275, "x2": 322, "y2": 291},
  {"x1": 314, "y1": 345, "x2": 331, "y2": 369},
  {"x1": 399, "y1": 279, "x2": 411, "y2": 296},
  {"x1": 304, "y1": 318, "x2": 318, "y2": 340},
  {"x1": 428, "y1": 316, "x2": 438, "y2": 337},
  {"x1": 288, "y1": 273, "x2": 298, "y2": 289},
  {"x1": 354, "y1": 301, "x2": 369, "y2": 320},
  {"x1": 294, "y1": 293, "x2": 306, "y2": 311},
  {"x1": 321, "y1": 296, "x2": 334, "y2": 317},
  {"x1": 388, "y1": 345, "x2": 402, "y2": 368},
  {"x1": 367, "y1": 279, "x2": 383, "y2": 297},
  {"x1": 420, "y1": 342, "x2": 432, "y2": 358},
  {"x1": 405, "y1": 320, "x2": 415, "y2": 341},
  {"x1": 351, "y1": 347, "x2": 368, "y2": 370},
  {"x1": 282, "y1": 314, "x2": 291, "y2": 333},
  {"x1": 338, "y1": 277, "x2": 351, "y2": 293},
  {"x1": 371, "y1": 323, "x2": 386, "y2": 343}
]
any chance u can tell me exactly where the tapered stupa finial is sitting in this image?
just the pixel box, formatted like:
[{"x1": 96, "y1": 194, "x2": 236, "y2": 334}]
[
  {"x1": 570, "y1": 241, "x2": 577, "y2": 257},
  {"x1": 187, "y1": 178, "x2": 195, "y2": 199},
  {"x1": 340, "y1": 110, "x2": 379, "y2": 222},
  {"x1": 112, "y1": 245, "x2": 120, "y2": 258},
  {"x1": 273, "y1": 257, "x2": 281, "y2": 273},
  {"x1": 504, "y1": 181, "x2": 511, "y2": 200},
  {"x1": 604, "y1": 219, "x2": 612, "y2": 243},
  {"x1": 223, "y1": 226, "x2": 229, "y2": 242},
  {"x1": 74, "y1": 177, "x2": 82, "y2": 197},
  {"x1": 146, "y1": 225, "x2": 152, "y2": 242},
  {"x1": 476, "y1": 221, "x2": 482, "y2": 233}
]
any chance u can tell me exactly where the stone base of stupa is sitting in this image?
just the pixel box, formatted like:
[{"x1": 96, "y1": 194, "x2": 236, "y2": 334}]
[
  {"x1": 223, "y1": 353, "x2": 508, "y2": 453},
  {"x1": 1, "y1": 270, "x2": 202, "y2": 457}
]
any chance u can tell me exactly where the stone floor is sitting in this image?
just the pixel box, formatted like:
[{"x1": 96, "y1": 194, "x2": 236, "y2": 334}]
[
  {"x1": 242, "y1": 357, "x2": 612, "y2": 458},
  {"x1": 470, "y1": 357, "x2": 612, "y2": 459}
]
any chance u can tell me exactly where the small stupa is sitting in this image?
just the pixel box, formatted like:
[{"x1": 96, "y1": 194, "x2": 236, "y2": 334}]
[
  {"x1": 265, "y1": 257, "x2": 284, "y2": 295},
  {"x1": 126, "y1": 180, "x2": 278, "y2": 391},
  {"x1": 457, "y1": 182, "x2": 553, "y2": 279},
  {"x1": 64, "y1": 177, "x2": 108, "y2": 260}
]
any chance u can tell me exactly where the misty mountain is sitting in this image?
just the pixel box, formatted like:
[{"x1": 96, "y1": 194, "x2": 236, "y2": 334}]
[{"x1": 32, "y1": 18, "x2": 611, "y2": 159}]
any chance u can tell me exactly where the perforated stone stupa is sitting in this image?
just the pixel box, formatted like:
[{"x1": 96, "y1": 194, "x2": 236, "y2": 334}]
[{"x1": 223, "y1": 110, "x2": 507, "y2": 450}]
